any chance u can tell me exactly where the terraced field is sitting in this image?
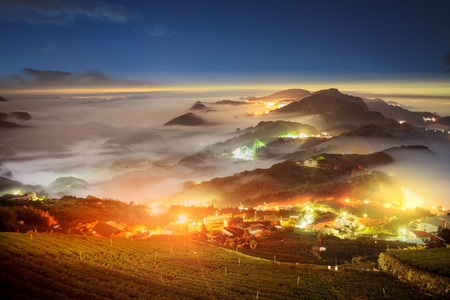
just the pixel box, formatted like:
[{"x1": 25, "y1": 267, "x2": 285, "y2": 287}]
[
  {"x1": 388, "y1": 247, "x2": 450, "y2": 277},
  {"x1": 0, "y1": 233, "x2": 433, "y2": 299}
]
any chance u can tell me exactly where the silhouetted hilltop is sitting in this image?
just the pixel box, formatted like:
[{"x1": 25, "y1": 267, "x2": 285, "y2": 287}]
[
  {"x1": 177, "y1": 149, "x2": 222, "y2": 167},
  {"x1": 10, "y1": 112, "x2": 31, "y2": 121},
  {"x1": 256, "y1": 88, "x2": 311, "y2": 102},
  {"x1": 175, "y1": 156, "x2": 402, "y2": 206},
  {"x1": 0, "y1": 96, "x2": 9, "y2": 102},
  {"x1": 214, "y1": 100, "x2": 250, "y2": 105},
  {"x1": 189, "y1": 101, "x2": 208, "y2": 110},
  {"x1": 0, "y1": 112, "x2": 32, "y2": 128},
  {"x1": 47, "y1": 176, "x2": 89, "y2": 196},
  {"x1": 0, "y1": 176, "x2": 44, "y2": 196},
  {"x1": 437, "y1": 116, "x2": 450, "y2": 125},
  {"x1": 103, "y1": 126, "x2": 162, "y2": 148},
  {"x1": 275, "y1": 88, "x2": 387, "y2": 126},
  {"x1": 209, "y1": 120, "x2": 317, "y2": 152},
  {"x1": 276, "y1": 88, "x2": 369, "y2": 114},
  {"x1": 338, "y1": 122, "x2": 420, "y2": 138},
  {"x1": 164, "y1": 112, "x2": 207, "y2": 126},
  {"x1": 364, "y1": 98, "x2": 440, "y2": 126}
]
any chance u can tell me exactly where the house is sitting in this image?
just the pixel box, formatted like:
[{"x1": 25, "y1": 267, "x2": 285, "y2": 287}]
[
  {"x1": 335, "y1": 214, "x2": 359, "y2": 230},
  {"x1": 221, "y1": 226, "x2": 244, "y2": 237},
  {"x1": 409, "y1": 230, "x2": 444, "y2": 243},
  {"x1": 248, "y1": 224, "x2": 266, "y2": 236},
  {"x1": 306, "y1": 215, "x2": 337, "y2": 231},
  {"x1": 92, "y1": 221, "x2": 128, "y2": 237},
  {"x1": 203, "y1": 215, "x2": 230, "y2": 230},
  {"x1": 225, "y1": 216, "x2": 243, "y2": 227},
  {"x1": 418, "y1": 216, "x2": 445, "y2": 233}
]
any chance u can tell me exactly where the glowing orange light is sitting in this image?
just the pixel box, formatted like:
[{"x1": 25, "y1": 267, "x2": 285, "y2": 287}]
[
  {"x1": 150, "y1": 202, "x2": 163, "y2": 214},
  {"x1": 176, "y1": 214, "x2": 187, "y2": 224}
]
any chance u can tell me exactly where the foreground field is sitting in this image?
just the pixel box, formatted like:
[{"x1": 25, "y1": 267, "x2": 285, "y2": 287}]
[
  {"x1": 235, "y1": 230, "x2": 409, "y2": 265},
  {"x1": 0, "y1": 233, "x2": 433, "y2": 299},
  {"x1": 387, "y1": 247, "x2": 450, "y2": 277}
]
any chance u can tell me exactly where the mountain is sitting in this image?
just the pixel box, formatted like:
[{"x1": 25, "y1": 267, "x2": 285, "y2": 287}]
[
  {"x1": 189, "y1": 101, "x2": 208, "y2": 110},
  {"x1": 164, "y1": 112, "x2": 208, "y2": 126},
  {"x1": 210, "y1": 120, "x2": 317, "y2": 151},
  {"x1": 0, "y1": 96, "x2": 8, "y2": 102},
  {"x1": 168, "y1": 156, "x2": 402, "y2": 206},
  {"x1": 47, "y1": 176, "x2": 89, "y2": 196},
  {"x1": 102, "y1": 126, "x2": 162, "y2": 148},
  {"x1": 364, "y1": 98, "x2": 440, "y2": 126},
  {"x1": 10, "y1": 112, "x2": 31, "y2": 121},
  {"x1": 177, "y1": 149, "x2": 223, "y2": 167},
  {"x1": 437, "y1": 116, "x2": 450, "y2": 126},
  {"x1": 0, "y1": 176, "x2": 44, "y2": 196},
  {"x1": 214, "y1": 100, "x2": 250, "y2": 105},
  {"x1": 255, "y1": 88, "x2": 311, "y2": 102},
  {"x1": 337, "y1": 122, "x2": 419, "y2": 138},
  {"x1": 0, "y1": 112, "x2": 30, "y2": 128},
  {"x1": 275, "y1": 88, "x2": 387, "y2": 126}
]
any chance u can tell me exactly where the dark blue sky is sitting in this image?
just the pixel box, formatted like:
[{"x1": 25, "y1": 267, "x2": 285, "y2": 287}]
[{"x1": 1, "y1": 0, "x2": 450, "y2": 89}]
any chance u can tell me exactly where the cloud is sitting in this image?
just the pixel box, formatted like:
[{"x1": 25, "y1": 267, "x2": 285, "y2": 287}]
[
  {"x1": 0, "y1": 0, "x2": 135, "y2": 25},
  {"x1": 0, "y1": 68, "x2": 149, "y2": 89},
  {"x1": 147, "y1": 25, "x2": 176, "y2": 38}
]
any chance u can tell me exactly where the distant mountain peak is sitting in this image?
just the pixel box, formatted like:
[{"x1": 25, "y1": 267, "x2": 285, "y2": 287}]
[
  {"x1": 257, "y1": 88, "x2": 311, "y2": 102},
  {"x1": 164, "y1": 112, "x2": 208, "y2": 126},
  {"x1": 189, "y1": 102, "x2": 208, "y2": 110}
]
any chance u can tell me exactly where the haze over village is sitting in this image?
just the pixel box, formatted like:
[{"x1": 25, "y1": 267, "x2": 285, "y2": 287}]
[{"x1": 1, "y1": 1, "x2": 450, "y2": 299}]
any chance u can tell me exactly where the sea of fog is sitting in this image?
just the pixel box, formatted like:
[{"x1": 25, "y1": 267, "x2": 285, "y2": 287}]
[{"x1": 1, "y1": 89, "x2": 449, "y2": 206}]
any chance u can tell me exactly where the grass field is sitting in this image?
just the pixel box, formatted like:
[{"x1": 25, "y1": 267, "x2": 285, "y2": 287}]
[
  {"x1": 388, "y1": 247, "x2": 450, "y2": 277},
  {"x1": 0, "y1": 232, "x2": 434, "y2": 299},
  {"x1": 232, "y1": 230, "x2": 409, "y2": 265}
]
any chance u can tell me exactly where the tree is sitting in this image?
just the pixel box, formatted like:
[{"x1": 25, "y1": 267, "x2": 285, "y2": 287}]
[
  {"x1": 0, "y1": 207, "x2": 17, "y2": 232},
  {"x1": 249, "y1": 239, "x2": 257, "y2": 250},
  {"x1": 317, "y1": 232, "x2": 325, "y2": 244}
]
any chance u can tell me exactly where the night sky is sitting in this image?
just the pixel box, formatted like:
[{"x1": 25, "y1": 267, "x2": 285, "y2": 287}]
[{"x1": 1, "y1": 0, "x2": 450, "y2": 94}]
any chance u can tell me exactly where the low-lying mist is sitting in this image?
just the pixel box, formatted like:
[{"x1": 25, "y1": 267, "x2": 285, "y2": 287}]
[{"x1": 1, "y1": 89, "x2": 449, "y2": 209}]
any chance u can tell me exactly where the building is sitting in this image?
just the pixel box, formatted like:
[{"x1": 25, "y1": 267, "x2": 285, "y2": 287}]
[
  {"x1": 225, "y1": 216, "x2": 243, "y2": 227},
  {"x1": 418, "y1": 216, "x2": 445, "y2": 233},
  {"x1": 221, "y1": 226, "x2": 244, "y2": 237},
  {"x1": 335, "y1": 214, "x2": 359, "y2": 230},
  {"x1": 92, "y1": 221, "x2": 129, "y2": 238},
  {"x1": 409, "y1": 230, "x2": 444, "y2": 243},
  {"x1": 247, "y1": 224, "x2": 266, "y2": 236},
  {"x1": 203, "y1": 215, "x2": 230, "y2": 230}
]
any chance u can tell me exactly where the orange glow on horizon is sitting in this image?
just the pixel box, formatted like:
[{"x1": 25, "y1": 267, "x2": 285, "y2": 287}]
[{"x1": 2, "y1": 79, "x2": 449, "y2": 98}]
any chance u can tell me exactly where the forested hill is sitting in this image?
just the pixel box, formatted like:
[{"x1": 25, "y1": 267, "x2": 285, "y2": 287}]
[{"x1": 172, "y1": 152, "x2": 402, "y2": 206}]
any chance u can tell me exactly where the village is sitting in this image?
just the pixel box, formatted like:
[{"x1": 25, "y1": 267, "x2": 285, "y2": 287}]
[{"x1": 80, "y1": 198, "x2": 450, "y2": 253}]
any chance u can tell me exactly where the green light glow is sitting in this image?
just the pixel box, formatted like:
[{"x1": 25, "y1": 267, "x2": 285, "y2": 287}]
[{"x1": 232, "y1": 139, "x2": 266, "y2": 160}]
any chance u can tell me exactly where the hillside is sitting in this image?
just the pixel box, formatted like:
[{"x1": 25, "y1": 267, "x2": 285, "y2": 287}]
[
  {"x1": 209, "y1": 120, "x2": 317, "y2": 152},
  {"x1": 364, "y1": 98, "x2": 441, "y2": 126},
  {"x1": 0, "y1": 176, "x2": 44, "y2": 196},
  {"x1": 0, "y1": 233, "x2": 431, "y2": 299},
  {"x1": 172, "y1": 157, "x2": 402, "y2": 206},
  {"x1": 164, "y1": 112, "x2": 208, "y2": 126},
  {"x1": 189, "y1": 101, "x2": 208, "y2": 110},
  {"x1": 255, "y1": 88, "x2": 311, "y2": 102},
  {"x1": 275, "y1": 89, "x2": 387, "y2": 126}
]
